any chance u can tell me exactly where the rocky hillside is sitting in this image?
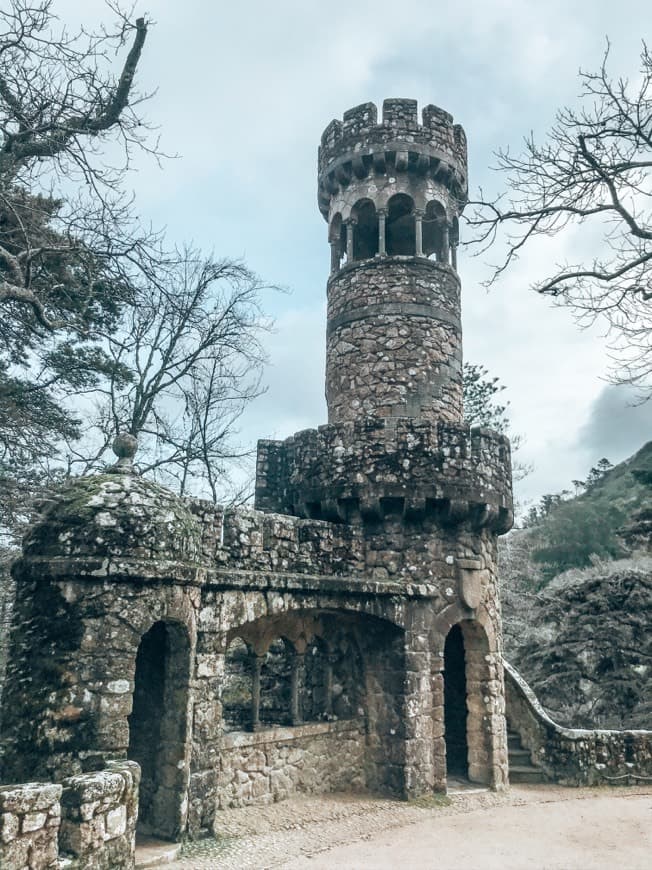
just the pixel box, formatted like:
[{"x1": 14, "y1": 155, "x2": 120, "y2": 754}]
[{"x1": 501, "y1": 441, "x2": 652, "y2": 730}]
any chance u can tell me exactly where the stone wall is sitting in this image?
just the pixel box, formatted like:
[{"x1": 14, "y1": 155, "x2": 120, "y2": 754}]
[
  {"x1": 0, "y1": 760, "x2": 138, "y2": 870},
  {"x1": 504, "y1": 660, "x2": 652, "y2": 786},
  {"x1": 188, "y1": 503, "x2": 366, "y2": 576},
  {"x1": 326, "y1": 259, "x2": 462, "y2": 424},
  {"x1": 0, "y1": 781, "x2": 61, "y2": 870},
  {"x1": 216, "y1": 720, "x2": 365, "y2": 811},
  {"x1": 255, "y1": 418, "x2": 512, "y2": 535}
]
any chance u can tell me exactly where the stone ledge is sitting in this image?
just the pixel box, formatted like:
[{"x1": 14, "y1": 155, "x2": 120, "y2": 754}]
[{"x1": 221, "y1": 718, "x2": 364, "y2": 750}]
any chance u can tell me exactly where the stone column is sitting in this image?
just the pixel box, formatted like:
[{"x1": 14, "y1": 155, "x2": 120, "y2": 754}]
[
  {"x1": 252, "y1": 654, "x2": 264, "y2": 731},
  {"x1": 402, "y1": 605, "x2": 436, "y2": 799},
  {"x1": 324, "y1": 653, "x2": 336, "y2": 717},
  {"x1": 330, "y1": 240, "x2": 340, "y2": 274},
  {"x1": 440, "y1": 222, "x2": 450, "y2": 264},
  {"x1": 345, "y1": 219, "x2": 356, "y2": 263},
  {"x1": 451, "y1": 241, "x2": 458, "y2": 271},
  {"x1": 377, "y1": 209, "x2": 387, "y2": 256},
  {"x1": 291, "y1": 652, "x2": 305, "y2": 725},
  {"x1": 415, "y1": 210, "x2": 424, "y2": 257}
]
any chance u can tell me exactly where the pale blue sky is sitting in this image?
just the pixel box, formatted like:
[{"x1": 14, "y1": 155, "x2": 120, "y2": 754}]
[{"x1": 58, "y1": 0, "x2": 652, "y2": 506}]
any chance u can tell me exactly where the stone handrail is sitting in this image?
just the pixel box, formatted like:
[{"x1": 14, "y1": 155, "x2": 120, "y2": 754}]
[{"x1": 504, "y1": 659, "x2": 652, "y2": 786}]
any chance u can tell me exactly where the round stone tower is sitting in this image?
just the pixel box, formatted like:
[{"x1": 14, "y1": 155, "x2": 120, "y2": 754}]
[
  {"x1": 256, "y1": 98, "x2": 512, "y2": 541},
  {"x1": 318, "y1": 99, "x2": 467, "y2": 424}
]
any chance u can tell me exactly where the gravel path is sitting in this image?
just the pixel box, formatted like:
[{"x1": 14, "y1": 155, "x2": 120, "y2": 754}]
[{"x1": 165, "y1": 784, "x2": 651, "y2": 869}]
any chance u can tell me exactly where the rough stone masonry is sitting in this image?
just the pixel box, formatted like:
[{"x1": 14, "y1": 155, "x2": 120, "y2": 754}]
[{"x1": 0, "y1": 98, "x2": 521, "y2": 867}]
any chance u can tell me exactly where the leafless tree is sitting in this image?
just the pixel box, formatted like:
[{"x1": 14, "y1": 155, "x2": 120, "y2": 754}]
[
  {"x1": 0, "y1": 0, "x2": 156, "y2": 332},
  {"x1": 67, "y1": 249, "x2": 274, "y2": 502},
  {"x1": 467, "y1": 42, "x2": 652, "y2": 391}
]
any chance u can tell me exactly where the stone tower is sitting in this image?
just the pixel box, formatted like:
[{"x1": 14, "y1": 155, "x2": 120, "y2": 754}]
[
  {"x1": 321, "y1": 98, "x2": 466, "y2": 425},
  {"x1": 256, "y1": 99, "x2": 514, "y2": 790},
  {"x1": 1, "y1": 100, "x2": 517, "y2": 869}
]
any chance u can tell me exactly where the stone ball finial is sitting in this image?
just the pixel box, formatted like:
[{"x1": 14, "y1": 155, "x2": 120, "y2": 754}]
[{"x1": 110, "y1": 433, "x2": 138, "y2": 472}]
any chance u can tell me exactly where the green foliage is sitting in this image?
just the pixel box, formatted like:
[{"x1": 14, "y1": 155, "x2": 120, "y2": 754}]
[
  {"x1": 523, "y1": 442, "x2": 652, "y2": 583},
  {"x1": 462, "y1": 362, "x2": 509, "y2": 432},
  {"x1": 531, "y1": 499, "x2": 626, "y2": 581}
]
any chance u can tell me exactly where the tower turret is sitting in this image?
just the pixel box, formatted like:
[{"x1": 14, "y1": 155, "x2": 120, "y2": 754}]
[
  {"x1": 319, "y1": 99, "x2": 467, "y2": 424},
  {"x1": 256, "y1": 99, "x2": 512, "y2": 541}
]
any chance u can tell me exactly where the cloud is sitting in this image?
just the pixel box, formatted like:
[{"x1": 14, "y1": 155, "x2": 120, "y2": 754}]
[{"x1": 577, "y1": 385, "x2": 652, "y2": 461}]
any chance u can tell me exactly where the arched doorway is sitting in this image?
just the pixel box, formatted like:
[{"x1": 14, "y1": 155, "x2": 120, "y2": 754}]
[
  {"x1": 128, "y1": 620, "x2": 191, "y2": 840},
  {"x1": 443, "y1": 623, "x2": 468, "y2": 777}
]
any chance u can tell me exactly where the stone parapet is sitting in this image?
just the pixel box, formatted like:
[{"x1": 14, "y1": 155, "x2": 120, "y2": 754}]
[
  {"x1": 216, "y1": 719, "x2": 365, "y2": 810},
  {"x1": 0, "y1": 760, "x2": 139, "y2": 870},
  {"x1": 318, "y1": 99, "x2": 467, "y2": 218},
  {"x1": 504, "y1": 661, "x2": 652, "y2": 786},
  {"x1": 0, "y1": 781, "x2": 61, "y2": 870},
  {"x1": 256, "y1": 418, "x2": 513, "y2": 533}
]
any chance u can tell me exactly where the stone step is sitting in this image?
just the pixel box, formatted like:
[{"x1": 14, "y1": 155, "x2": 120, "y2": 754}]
[
  {"x1": 135, "y1": 837, "x2": 181, "y2": 869},
  {"x1": 508, "y1": 748, "x2": 532, "y2": 763},
  {"x1": 509, "y1": 765, "x2": 546, "y2": 784},
  {"x1": 507, "y1": 732, "x2": 522, "y2": 750}
]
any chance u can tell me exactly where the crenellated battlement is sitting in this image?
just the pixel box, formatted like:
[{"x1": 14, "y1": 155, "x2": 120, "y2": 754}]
[
  {"x1": 318, "y1": 99, "x2": 467, "y2": 218},
  {"x1": 255, "y1": 419, "x2": 513, "y2": 533}
]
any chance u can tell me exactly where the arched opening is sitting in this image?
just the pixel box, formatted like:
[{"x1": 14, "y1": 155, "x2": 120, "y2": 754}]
[
  {"x1": 260, "y1": 637, "x2": 293, "y2": 726},
  {"x1": 386, "y1": 194, "x2": 415, "y2": 255},
  {"x1": 352, "y1": 199, "x2": 379, "y2": 260},
  {"x1": 128, "y1": 620, "x2": 190, "y2": 840},
  {"x1": 443, "y1": 623, "x2": 468, "y2": 778},
  {"x1": 223, "y1": 636, "x2": 253, "y2": 732},
  {"x1": 423, "y1": 200, "x2": 447, "y2": 260}
]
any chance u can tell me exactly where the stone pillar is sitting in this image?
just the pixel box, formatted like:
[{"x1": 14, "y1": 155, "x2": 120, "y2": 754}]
[
  {"x1": 325, "y1": 654, "x2": 336, "y2": 717},
  {"x1": 377, "y1": 209, "x2": 387, "y2": 256},
  {"x1": 431, "y1": 656, "x2": 447, "y2": 792},
  {"x1": 402, "y1": 607, "x2": 436, "y2": 799},
  {"x1": 252, "y1": 654, "x2": 264, "y2": 731},
  {"x1": 440, "y1": 222, "x2": 450, "y2": 264},
  {"x1": 451, "y1": 240, "x2": 458, "y2": 271},
  {"x1": 291, "y1": 652, "x2": 305, "y2": 725},
  {"x1": 330, "y1": 240, "x2": 340, "y2": 274},
  {"x1": 415, "y1": 210, "x2": 424, "y2": 258},
  {"x1": 345, "y1": 219, "x2": 356, "y2": 263}
]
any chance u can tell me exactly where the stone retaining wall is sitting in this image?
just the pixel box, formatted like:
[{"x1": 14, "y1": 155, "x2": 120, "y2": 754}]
[
  {"x1": 504, "y1": 660, "x2": 652, "y2": 786},
  {"x1": 216, "y1": 720, "x2": 366, "y2": 812},
  {"x1": 0, "y1": 781, "x2": 61, "y2": 870},
  {"x1": 0, "y1": 760, "x2": 139, "y2": 870}
]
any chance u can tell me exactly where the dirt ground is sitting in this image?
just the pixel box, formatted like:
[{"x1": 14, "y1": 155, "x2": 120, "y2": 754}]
[{"x1": 163, "y1": 784, "x2": 651, "y2": 870}]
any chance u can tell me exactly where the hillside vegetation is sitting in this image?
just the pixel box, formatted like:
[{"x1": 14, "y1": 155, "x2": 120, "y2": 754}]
[{"x1": 501, "y1": 441, "x2": 652, "y2": 729}]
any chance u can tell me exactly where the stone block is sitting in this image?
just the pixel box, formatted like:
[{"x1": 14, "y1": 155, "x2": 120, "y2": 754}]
[
  {"x1": 22, "y1": 811, "x2": 47, "y2": 833},
  {"x1": 0, "y1": 812, "x2": 19, "y2": 843},
  {"x1": 104, "y1": 804, "x2": 127, "y2": 839}
]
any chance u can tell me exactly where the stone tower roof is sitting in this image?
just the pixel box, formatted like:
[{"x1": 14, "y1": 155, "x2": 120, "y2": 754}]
[{"x1": 23, "y1": 472, "x2": 202, "y2": 565}]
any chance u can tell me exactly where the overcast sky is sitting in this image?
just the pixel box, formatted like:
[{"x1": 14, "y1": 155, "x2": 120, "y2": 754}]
[{"x1": 61, "y1": 0, "x2": 652, "y2": 509}]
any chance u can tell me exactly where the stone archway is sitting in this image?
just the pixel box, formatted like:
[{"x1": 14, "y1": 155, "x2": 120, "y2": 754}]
[
  {"x1": 128, "y1": 620, "x2": 191, "y2": 840},
  {"x1": 435, "y1": 612, "x2": 502, "y2": 788}
]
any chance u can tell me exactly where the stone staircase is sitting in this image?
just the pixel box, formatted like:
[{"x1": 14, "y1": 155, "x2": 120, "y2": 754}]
[{"x1": 507, "y1": 728, "x2": 546, "y2": 784}]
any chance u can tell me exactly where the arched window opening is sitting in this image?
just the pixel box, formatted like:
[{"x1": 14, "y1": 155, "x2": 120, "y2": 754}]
[
  {"x1": 386, "y1": 194, "x2": 415, "y2": 256},
  {"x1": 260, "y1": 637, "x2": 293, "y2": 726},
  {"x1": 423, "y1": 200, "x2": 447, "y2": 260},
  {"x1": 301, "y1": 636, "x2": 329, "y2": 721},
  {"x1": 329, "y1": 213, "x2": 346, "y2": 271},
  {"x1": 223, "y1": 637, "x2": 253, "y2": 732},
  {"x1": 352, "y1": 199, "x2": 379, "y2": 260},
  {"x1": 443, "y1": 623, "x2": 468, "y2": 777}
]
